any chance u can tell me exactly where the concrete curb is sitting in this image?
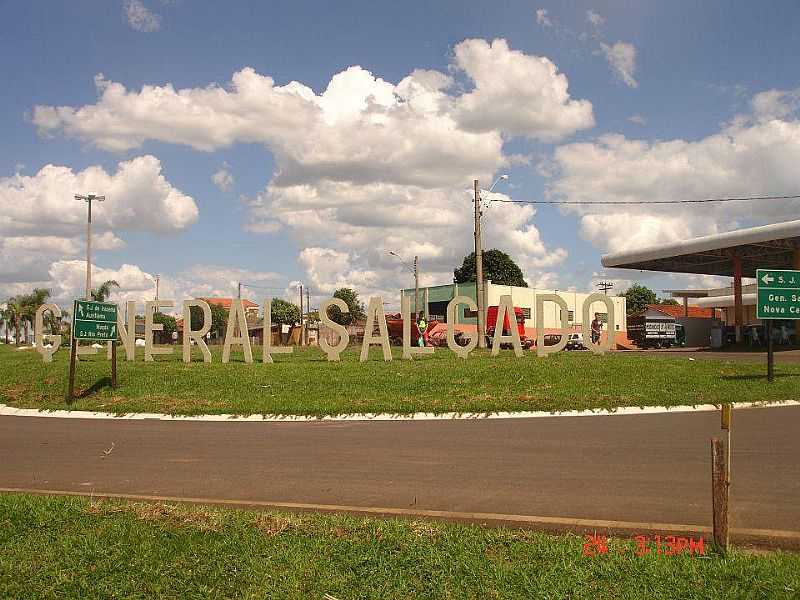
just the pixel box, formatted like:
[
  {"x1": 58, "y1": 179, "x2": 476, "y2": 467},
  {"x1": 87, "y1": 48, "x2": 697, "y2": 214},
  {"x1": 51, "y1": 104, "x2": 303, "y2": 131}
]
[
  {"x1": 2, "y1": 487, "x2": 799, "y2": 550},
  {"x1": 0, "y1": 400, "x2": 798, "y2": 422}
]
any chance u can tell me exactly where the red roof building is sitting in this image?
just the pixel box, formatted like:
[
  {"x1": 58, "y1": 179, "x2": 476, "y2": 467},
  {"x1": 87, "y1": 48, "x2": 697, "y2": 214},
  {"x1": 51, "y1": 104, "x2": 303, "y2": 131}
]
[
  {"x1": 646, "y1": 304, "x2": 717, "y2": 319},
  {"x1": 197, "y1": 297, "x2": 259, "y2": 311}
]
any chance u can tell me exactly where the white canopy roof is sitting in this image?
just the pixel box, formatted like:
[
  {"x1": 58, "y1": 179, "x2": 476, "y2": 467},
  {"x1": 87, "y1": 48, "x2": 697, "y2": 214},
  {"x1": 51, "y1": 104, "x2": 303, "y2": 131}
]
[{"x1": 601, "y1": 219, "x2": 800, "y2": 277}]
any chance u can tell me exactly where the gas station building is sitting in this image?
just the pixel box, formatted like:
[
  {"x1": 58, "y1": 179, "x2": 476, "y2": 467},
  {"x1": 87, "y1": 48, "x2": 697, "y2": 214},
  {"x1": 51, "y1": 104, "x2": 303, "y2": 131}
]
[{"x1": 602, "y1": 219, "x2": 800, "y2": 342}]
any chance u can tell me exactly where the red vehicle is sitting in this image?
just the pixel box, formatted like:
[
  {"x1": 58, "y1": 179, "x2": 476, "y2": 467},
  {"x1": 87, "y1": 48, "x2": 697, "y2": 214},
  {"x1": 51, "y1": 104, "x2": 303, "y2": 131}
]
[
  {"x1": 486, "y1": 305, "x2": 534, "y2": 350},
  {"x1": 385, "y1": 313, "x2": 437, "y2": 346}
]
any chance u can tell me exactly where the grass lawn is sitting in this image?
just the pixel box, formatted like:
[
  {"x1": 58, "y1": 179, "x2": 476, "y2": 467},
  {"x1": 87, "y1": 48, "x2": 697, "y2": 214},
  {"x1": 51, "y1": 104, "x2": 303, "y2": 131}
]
[
  {"x1": 0, "y1": 342, "x2": 796, "y2": 417},
  {"x1": 0, "y1": 493, "x2": 797, "y2": 599}
]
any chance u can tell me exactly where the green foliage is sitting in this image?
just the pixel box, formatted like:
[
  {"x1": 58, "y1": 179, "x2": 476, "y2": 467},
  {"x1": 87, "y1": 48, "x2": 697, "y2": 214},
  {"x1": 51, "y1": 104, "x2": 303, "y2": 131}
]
[
  {"x1": 622, "y1": 284, "x2": 658, "y2": 315},
  {"x1": 454, "y1": 249, "x2": 528, "y2": 287},
  {"x1": 90, "y1": 280, "x2": 119, "y2": 302},
  {"x1": 190, "y1": 303, "x2": 228, "y2": 337},
  {"x1": 329, "y1": 288, "x2": 366, "y2": 325},
  {"x1": 660, "y1": 298, "x2": 680, "y2": 306},
  {"x1": 271, "y1": 298, "x2": 300, "y2": 326},
  {"x1": 152, "y1": 312, "x2": 177, "y2": 337}
]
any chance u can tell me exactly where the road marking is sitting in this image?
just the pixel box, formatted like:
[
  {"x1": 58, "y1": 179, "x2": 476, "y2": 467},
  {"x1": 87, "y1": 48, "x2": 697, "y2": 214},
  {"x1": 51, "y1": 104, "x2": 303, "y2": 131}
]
[
  {"x1": 2, "y1": 486, "x2": 799, "y2": 546},
  {"x1": 0, "y1": 400, "x2": 798, "y2": 423}
]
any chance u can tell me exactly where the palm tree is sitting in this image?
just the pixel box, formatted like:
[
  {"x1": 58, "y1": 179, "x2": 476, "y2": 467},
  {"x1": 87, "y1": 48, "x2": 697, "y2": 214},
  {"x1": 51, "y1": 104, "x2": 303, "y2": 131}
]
[
  {"x1": 6, "y1": 297, "x2": 23, "y2": 346},
  {"x1": 91, "y1": 280, "x2": 120, "y2": 302},
  {"x1": 0, "y1": 303, "x2": 9, "y2": 345},
  {"x1": 20, "y1": 289, "x2": 51, "y2": 345}
]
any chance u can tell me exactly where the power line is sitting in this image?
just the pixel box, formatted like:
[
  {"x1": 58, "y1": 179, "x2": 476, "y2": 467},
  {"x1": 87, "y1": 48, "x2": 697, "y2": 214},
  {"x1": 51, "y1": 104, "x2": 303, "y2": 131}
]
[{"x1": 487, "y1": 193, "x2": 800, "y2": 206}]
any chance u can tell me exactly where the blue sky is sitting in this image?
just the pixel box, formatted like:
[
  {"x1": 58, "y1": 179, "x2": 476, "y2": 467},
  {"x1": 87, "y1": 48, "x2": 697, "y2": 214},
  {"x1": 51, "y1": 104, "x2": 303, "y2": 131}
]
[{"x1": 2, "y1": 1, "x2": 800, "y2": 306}]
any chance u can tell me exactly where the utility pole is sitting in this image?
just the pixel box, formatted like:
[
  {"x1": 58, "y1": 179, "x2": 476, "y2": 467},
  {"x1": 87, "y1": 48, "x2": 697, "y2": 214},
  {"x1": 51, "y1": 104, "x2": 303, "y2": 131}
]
[
  {"x1": 75, "y1": 194, "x2": 105, "y2": 300},
  {"x1": 299, "y1": 283, "x2": 304, "y2": 346},
  {"x1": 596, "y1": 281, "x2": 614, "y2": 295},
  {"x1": 414, "y1": 256, "x2": 420, "y2": 316},
  {"x1": 155, "y1": 274, "x2": 160, "y2": 301},
  {"x1": 474, "y1": 179, "x2": 485, "y2": 348},
  {"x1": 306, "y1": 287, "x2": 310, "y2": 345},
  {"x1": 238, "y1": 281, "x2": 242, "y2": 299}
]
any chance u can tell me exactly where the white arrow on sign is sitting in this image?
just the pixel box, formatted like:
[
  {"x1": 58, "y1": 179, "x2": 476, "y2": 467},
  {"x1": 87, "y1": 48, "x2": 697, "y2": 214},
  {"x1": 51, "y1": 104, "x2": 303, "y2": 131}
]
[{"x1": 762, "y1": 273, "x2": 775, "y2": 285}]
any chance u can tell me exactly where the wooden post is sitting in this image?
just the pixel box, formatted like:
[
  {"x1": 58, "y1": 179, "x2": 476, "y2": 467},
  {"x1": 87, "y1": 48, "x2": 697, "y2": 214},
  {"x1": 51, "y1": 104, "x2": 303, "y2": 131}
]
[
  {"x1": 111, "y1": 340, "x2": 118, "y2": 389},
  {"x1": 66, "y1": 340, "x2": 77, "y2": 402},
  {"x1": 711, "y1": 438, "x2": 729, "y2": 552}
]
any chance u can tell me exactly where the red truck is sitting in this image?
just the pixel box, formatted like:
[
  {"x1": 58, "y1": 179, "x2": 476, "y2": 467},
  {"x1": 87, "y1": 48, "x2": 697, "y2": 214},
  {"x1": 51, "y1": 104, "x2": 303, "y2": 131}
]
[
  {"x1": 486, "y1": 305, "x2": 534, "y2": 350},
  {"x1": 385, "y1": 313, "x2": 437, "y2": 346}
]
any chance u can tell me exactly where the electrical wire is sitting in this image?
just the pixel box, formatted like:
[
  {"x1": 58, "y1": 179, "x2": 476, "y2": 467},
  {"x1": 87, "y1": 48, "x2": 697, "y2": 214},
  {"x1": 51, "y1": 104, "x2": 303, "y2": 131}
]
[{"x1": 486, "y1": 193, "x2": 800, "y2": 206}]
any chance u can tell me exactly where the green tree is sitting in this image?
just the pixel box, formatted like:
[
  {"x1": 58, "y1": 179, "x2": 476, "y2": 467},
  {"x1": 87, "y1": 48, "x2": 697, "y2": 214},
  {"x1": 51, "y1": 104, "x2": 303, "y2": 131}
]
[
  {"x1": 189, "y1": 303, "x2": 228, "y2": 339},
  {"x1": 152, "y1": 312, "x2": 177, "y2": 337},
  {"x1": 271, "y1": 298, "x2": 300, "y2": 326},
  {"x1": 20, "y1": 288, "x2": 51, "y2": 344},
  {"x1": 659, "y1": 298, "x2": 680, "y2": 306},
  {"x1": 453, "y1": 249, "x2": 528, "y2": 287},
  {"x1": 329, "y1": 288, "x2": 366, "y2": 326},
  {"x1": 5, "y1": 297, "x2": 24, "y2": 346},
  {"x1": 0, "y1": 303, "x2": 10, "y2": 345},
  {"x1": 622, "y1": 284, "x2": 658, "y2": 315},
  {"x1": 91, "y1": 280, "x2": 119, "y2": 302}
]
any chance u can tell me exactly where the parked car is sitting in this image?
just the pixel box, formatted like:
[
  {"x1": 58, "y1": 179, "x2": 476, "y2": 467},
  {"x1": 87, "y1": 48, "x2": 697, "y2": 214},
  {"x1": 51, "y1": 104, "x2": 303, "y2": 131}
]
[{"x1": 565, "y1": 332, "x2": 586, "y2": 350}]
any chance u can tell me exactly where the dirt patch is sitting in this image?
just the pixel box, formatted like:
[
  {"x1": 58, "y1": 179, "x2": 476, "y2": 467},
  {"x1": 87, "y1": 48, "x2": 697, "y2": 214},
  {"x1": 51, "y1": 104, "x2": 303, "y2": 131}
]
[
  {"x1": 253, "y1": 513, "x2": 303, "y2": 536},
  {"x1": 1, "y1": 384, "x2": 31, "y2": 403},
  {"x1": 86, "y1": 500, "x2": 222, "y2": 531}
]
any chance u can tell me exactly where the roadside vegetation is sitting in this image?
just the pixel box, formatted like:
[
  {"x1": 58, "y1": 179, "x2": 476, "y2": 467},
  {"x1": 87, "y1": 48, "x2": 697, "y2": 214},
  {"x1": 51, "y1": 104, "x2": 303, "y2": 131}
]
[
  {"x1": 0, "y1": 493, "x2": 797, "y2": 599},
  {"x1": 1, "y1": 343, "x2": 797, "y2": 417},
  {"x1": 0, "y1": 494, "x2": 800, "y2": 600}
]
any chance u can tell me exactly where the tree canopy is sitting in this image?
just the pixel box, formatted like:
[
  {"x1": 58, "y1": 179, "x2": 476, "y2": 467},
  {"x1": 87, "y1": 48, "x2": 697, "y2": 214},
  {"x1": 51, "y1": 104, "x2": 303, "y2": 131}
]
[
  {"x1": 328, "y1": 288, "x2": 366, "y2": 326},
  {"x1": 91, "y1": 280, "x2": 119, "y2": 302},
  {"x1": 152, "y1": 312, "x2": 177, "y2": 337},
  {"x1": 189, "y1": 302, "x2": 228, "y2": 338},
  {"x1": 271, "y1": 298, "x2": 300, "y2": 326},
  {"x1": 453, "y1": 249, "x2": 528, "y2": 287},
  {"x1": 621, "y1": 284, "x2": 658, "y2": 315}
]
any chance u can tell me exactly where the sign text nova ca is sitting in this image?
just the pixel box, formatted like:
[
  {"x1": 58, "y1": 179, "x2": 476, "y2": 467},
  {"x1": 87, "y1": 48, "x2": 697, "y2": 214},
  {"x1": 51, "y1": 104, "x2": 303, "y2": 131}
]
[{"x1": 32, "y1": 293, "x2": 617, "y2": 364}]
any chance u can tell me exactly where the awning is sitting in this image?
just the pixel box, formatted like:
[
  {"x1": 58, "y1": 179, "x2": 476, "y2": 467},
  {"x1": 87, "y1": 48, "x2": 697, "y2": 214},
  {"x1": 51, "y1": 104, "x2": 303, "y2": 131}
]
[
  {"x1": 695, "y1": 293, "x2": 757, "y2": 309},
  {"x1": 601, "y1": 219, "x2": 800, "y2": 277}
]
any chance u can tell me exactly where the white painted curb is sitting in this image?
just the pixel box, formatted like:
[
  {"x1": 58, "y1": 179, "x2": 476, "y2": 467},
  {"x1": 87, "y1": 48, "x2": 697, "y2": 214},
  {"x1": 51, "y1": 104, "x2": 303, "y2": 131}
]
[{"x1": 0, "y1": 400, "x2": 797, "y2": 423}]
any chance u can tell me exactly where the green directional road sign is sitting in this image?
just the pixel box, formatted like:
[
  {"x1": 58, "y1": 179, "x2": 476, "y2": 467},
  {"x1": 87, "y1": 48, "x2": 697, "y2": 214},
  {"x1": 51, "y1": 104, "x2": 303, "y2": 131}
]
[
  {"x1": 72, "y1": 300, "x2": 118, "y2": 341},
  {"x1": 756, "y1": 269, "x2": 800, "y2": 320}
]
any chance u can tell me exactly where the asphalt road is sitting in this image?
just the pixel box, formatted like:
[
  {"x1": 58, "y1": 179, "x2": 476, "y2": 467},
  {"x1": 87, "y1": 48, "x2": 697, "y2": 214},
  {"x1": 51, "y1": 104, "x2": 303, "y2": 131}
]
[{"x1": 1, "y1": 406, "x2": 798, "y2": 535}]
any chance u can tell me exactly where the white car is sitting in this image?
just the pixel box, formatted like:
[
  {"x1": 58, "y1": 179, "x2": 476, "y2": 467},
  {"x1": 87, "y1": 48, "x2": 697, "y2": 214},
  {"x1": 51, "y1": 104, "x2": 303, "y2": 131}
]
[{"x1": 566, "y1": 333, "x2": 586, "y2": 350}]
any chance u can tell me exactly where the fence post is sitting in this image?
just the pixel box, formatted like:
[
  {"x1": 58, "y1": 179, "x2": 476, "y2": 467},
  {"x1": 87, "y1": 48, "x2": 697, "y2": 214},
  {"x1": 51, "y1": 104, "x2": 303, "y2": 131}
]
[{"x1": 711, "y1": 437, "x2": 729, "y2": 553}]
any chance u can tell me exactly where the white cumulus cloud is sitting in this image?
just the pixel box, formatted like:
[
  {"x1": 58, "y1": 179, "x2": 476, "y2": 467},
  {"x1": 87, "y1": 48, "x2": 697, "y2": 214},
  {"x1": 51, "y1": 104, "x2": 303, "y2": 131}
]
[
  {"x1": 211, "y1": 165, "x2": 234, "y2": 192},
  {"x1": 0, "y1": 156, "x2": 196, "y2": 297},
  {"x1": 29, "y1": 39, "x2": 587, "y2": 297},
  {"x1": 599, "y1": 41, "x2": 638, "y2": 88},
  {"x1": 543, "y1": 94, "x2": 800, "y2": 255},
  {"x1": 124, "y1": 0, "x2": 161, "y2": 32}
]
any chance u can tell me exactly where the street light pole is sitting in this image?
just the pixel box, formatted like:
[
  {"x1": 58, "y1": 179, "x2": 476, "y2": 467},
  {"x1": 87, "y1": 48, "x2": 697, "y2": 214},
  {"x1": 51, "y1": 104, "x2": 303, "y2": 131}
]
[
  {"x1": 414, "y1": 255, "x2": 420, "y2": 316},
  {"x1": 75, "y1": 194, "x2": 105, "y2": 300},
  {"x1": 474, "y1": 174, "x2": 509, "y2": 348},
  {"x1": 474, "y1": 180, "x2": 485, "y2": 348}
]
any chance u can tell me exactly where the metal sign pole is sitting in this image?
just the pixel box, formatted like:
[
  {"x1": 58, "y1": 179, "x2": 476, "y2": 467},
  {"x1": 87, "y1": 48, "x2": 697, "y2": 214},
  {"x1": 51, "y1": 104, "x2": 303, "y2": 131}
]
[
  {"x1": 66, "y1": 338, "x2": 77, "y2": 402},
  {"x1": 767, "y1": 320, "x2": 774, "y2": 382}
]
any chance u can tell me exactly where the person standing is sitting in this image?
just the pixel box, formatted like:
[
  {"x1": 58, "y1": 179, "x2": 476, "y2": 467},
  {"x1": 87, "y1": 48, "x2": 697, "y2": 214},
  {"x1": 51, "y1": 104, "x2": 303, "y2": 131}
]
[
  {"x1": 591, "y1": 313, "x2": 602, "y2": 345},
  {"x1": 416, "y1": 312, "x2": 428, "y2": 347}
]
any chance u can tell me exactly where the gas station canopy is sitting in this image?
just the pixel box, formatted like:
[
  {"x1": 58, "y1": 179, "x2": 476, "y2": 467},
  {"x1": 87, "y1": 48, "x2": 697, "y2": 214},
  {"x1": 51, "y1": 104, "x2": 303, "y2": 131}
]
[{"x1": 601, "y1": 219, "x2": 800, "y2": 277}]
